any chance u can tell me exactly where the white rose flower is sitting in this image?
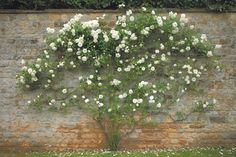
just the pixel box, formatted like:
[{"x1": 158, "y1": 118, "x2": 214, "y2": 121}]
[
  {"x1": 149, "y1": 99, "x2": 155, "y2": 103},
  {"x1": 110, "y1": 79, "x2": 121, "y2": 86},
  {"x1": 170, "y1": 76, "x2": 175, "y2": 80},
  {"x1": 117, "y1": 67, "x2": 122, "y2": 72},
  {"x1": 118, "y1": 95, "x2": 123, "y2": 99},
  {"x1": 150, "y1": 66, "x2": 155, "y2": 71},
  {"x1": 67, "y1": 48, "x2": 73, "y2": 52},
  {"x1": 46, "y1": 27, "x2": 55, "y2": 34},
  {"x1": 186, "y1": 46, "x2": 191, "y2": 51},
  {"x1": 68, "y1": 41, "x2": 73, "y2": 46},
  {"x1": 121, "y1": 22, "x2": 127, "y2": 27},
  {"x1": 110, "y1": 29, "x2": 120, "y2": 40},
  {"x1": 62, "y1": 88, "x2": 67, "y2": 94},
  {"x1": 156, "y1": 16, "x2": 163, "y2": 27},
  {"x1": 103, "y1": 33, "x2": 109, "y2": 42},
  {"x1": 180, "y1": 14, "x2": 188, "y2": 23},
  {"x1": 141, "y1": 29, "x2": 149, "y2": 35},
  {"x1": 49, "y1": 42, "x2": 57, "y2": 50},
  {"x1": 21, "y1": 59, "x2": 25, "y2": 65},
  {"x1": 201, "y1": 34, "x2": 207, "y2": 41},
  {"x1": 161, "y1": 54, "x2": 166, "y2": 61},
  {"x1": 99, "y1": 95, "x2": 103, "y2": 99},
  {"x1": 118, "y1": 3, "x2": 125, "y2": 8},
  {"x1": 126, "y1": 10, "x2": 132, "y2": 16},
  {"x1": 169, "y1": 11, "x2": 177, "y2": 19},
  {"x1": 82, "y1": 56, "x2": 88, "y2": 61},
  {"x1": 142, "y1": 7, "x2": 147, "y2": 11},
  {"x1": 172, "y1": 22, "x2": 178, "y2": 28},
  {"x1": 130, "y1": 33, "x2": 137, "y2": 40},
  {"x1": 124, "y1": 66, "x2": 131, "y2": 72},
  {"x1": 132, "y1": 99, "x2": 138, "y2": 104},
  {"x1": 117, "y1": 15, "x2": 126, "y2": 24},
  {"x1": 138, "y1": 81, "x2": 148, "y2": 88},
  {"x1": 160, "y1": 43, "x2": 165, "y2": 50},
  {"x1": 207, "y1": 51, "x2": 213, "y2": 57},
  {"x1": 157, "y1": 103, "x2": 162, "y2": 108},
  {"x1": 49, "y1": 70, "x2": 54, "y2": 73},
  {"x1": 129, "y1": 16, "x2": 134, "y2": 21},
  {"x1": 35, "y1": 64, "x2": 40, "y2": 68},
  {"x1": 98, "y1": 102, "x2": 104, "y2": 107},
  {"x1": 122, "y1": 93, "x2": 127, "y2": 98},
  {"x1": 137, "y1": 58, "x2": 145, "y2": 64},
  {"x1": 149, "y1": 95, "x2": 154, "y2": 100},
  {"x1": 129, "y1": 89, "x2": 133, "y2": 94},
  {"x1": 115, "y1": 53, "x2": 121, "y2": 58},
  {"x1": 155, "y1": 49, "x2": 160, "y2": 54},
  {"x1": 27, "y1": 68, "x2": 33, "y2": 74},
  {"x1": 137, "y1": 99, "x2": 143, "y2": 104},
  {"x1": 75, "y1": 35, "x2": 84, "y2": 47},
  {"x1": 84, "y1": 98, "x2": 90, "y2": 103},
  {"x1": 87, "y1": 79, "x2": 92, "y2": 85},
  {"x1": 36, "y1": 58, "x2": 42, "y2": 62}
]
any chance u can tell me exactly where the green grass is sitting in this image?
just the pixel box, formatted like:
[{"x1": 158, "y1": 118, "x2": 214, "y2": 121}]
[{"x1": 1, "y1": 148, "x2": 236, "y2": 157}]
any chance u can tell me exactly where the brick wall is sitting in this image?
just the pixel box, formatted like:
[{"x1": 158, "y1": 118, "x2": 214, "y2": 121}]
[{"x1": 0, "y1": 10, "x2": 236, "y2": 150}]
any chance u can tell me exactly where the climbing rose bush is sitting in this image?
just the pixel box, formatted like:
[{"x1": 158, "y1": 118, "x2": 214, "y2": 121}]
[{"x1": 17, "y1": 8, "x2": 221, "y2": 150}]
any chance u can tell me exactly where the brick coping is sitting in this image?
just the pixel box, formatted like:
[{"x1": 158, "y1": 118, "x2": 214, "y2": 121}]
[{"x1": 0, "y1": 8, "x2": 236, "y2": 14}]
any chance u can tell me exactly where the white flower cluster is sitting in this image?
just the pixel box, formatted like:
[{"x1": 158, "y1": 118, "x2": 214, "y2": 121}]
[
  {"x1": 95, "y1": 94, "x2": 104, "y2": 108},
  {"x1": 110, "y1": 79, "x2": 121, "y2": 86},
  {"x1": 18, "y1": 60, "x2": 38, "y2": 87},
  {"x1": 82, "y1": 20, "x2": 99, "y2": 29},
  {"x1": 110, "y1": 29, "x2": 120, "y2": 40},
  {"x1": 75, "y1": 35, "x2": 84, "y2": 47},
  {"x1": 179, "y1": 14, "x2": 188, "y2": 26},
  {"x1": 132, "y1": 98, "x2": 143, "y2": 106},
  {"x1": 59, "y1": 14, "x2": 83, "y2": 34},
  {"x1": 118, "y1": 3, "x2": 125, "y2": 8},
  {"x1": 138, "y1": 81, "x2": 148, "y2": 88},
  {"x1": 17, "y1": 9, "x2": 221, "y2": 118}
]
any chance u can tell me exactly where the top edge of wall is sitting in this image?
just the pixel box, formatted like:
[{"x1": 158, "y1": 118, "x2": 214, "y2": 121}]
[{"x1": 0, "y1": 8, "x2": 236, "y2": 14}]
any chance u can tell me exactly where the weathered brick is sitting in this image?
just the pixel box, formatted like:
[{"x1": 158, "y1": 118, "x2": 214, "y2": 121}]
[
  {"x1": 0, "y1": 10, "x2": 235, "y2": 151},
  {"x1": 210, "y1": 116, "x2": 227, "y2": 123}
]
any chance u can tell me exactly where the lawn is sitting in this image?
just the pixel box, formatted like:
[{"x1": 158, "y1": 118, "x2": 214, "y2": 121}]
[{"x1": 1, "y1": 148, "x2": 236, "y2": 157}]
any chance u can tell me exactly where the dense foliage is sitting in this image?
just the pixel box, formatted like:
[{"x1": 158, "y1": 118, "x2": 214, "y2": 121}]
[
  {"x1": 1, "y1": 0, "x2": 235, "y2": 11},
  {"x1": 17, "y1": 7, "x2": 221, "y2": 150}
]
